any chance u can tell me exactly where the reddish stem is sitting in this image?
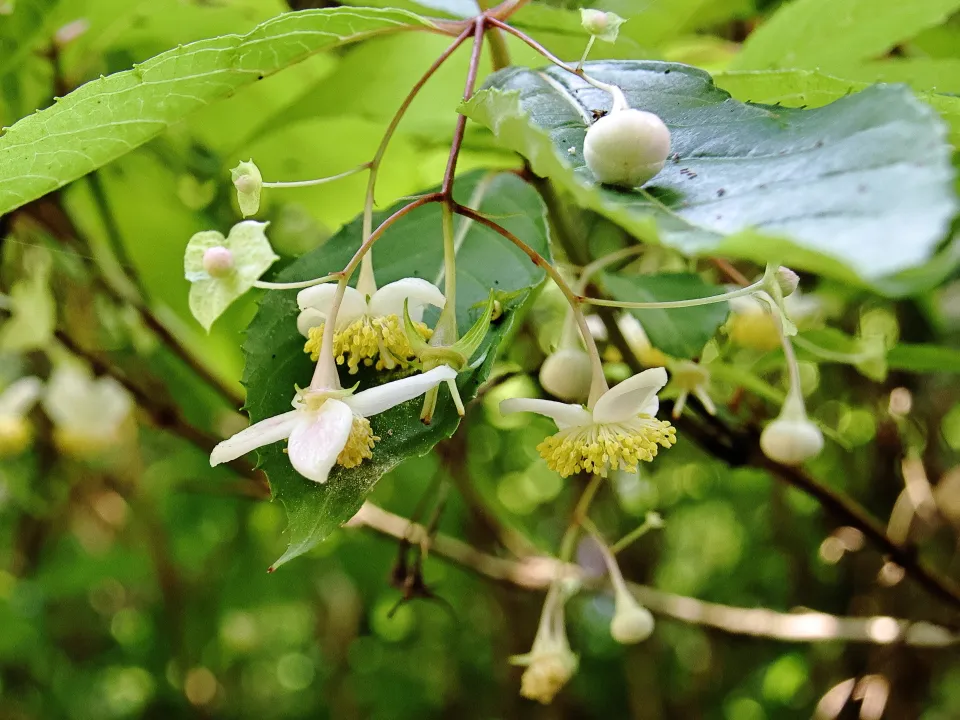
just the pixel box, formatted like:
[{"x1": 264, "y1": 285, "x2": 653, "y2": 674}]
[{"x1": 442, "y1": 18, "x2": 487, "y2": 198}]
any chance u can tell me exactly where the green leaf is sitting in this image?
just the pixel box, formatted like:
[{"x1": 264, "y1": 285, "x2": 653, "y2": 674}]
[
  {"x1": 242, "y1": 171, "x2": 550, "y2": 569},
  {"x1": 0, "y1": 0, "x2": 58, "y2": 82},
  {"x1": 733, "y1": 0, "x2": 960, "y2": 72},
  {"x1": 600, "y1": 272, "x2": 728, "y2": 358},
  {"x1": 840, "y1": 58, "x2": 960, "y2": 95},
  {"x1": 0, "y1": 7, "x2": 434, "y2": 216},
  {"x1": 461, "y1": 61, "x2": 958, "y2": 292},
  {"x1": 887, "y1": 343, "x2": 960, "y2": 373}
]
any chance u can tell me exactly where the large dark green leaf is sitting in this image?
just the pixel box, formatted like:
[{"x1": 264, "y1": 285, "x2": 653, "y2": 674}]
[
  {"x1": 242, "y1": 171, "x2": 550, "y2": 568},
  {"x1": 461, "y1": 61, "x2": 958, "y2": 293},
  {"x1": 600, "y1": 272, "x2": 728, "y2": 358}
]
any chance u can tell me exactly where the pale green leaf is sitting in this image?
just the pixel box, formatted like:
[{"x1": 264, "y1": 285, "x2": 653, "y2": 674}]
[
  {"x1": 887, "y1": 343, "x2": 960, "y2": 373},
  {"x1": 461, "y1": 61, "x2": 958, "y2": 292},
  {"x1": 0, "y1": 7, "x2": 435, "y2": 216},
  {"x1": 733, "y1": 0, "x2": 960, "y2": 72}
]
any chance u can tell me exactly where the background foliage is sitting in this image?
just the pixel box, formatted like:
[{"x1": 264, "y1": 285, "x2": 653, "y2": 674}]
[{"x1": 2, "y1": 0, "x2": 960, "y2": 718}]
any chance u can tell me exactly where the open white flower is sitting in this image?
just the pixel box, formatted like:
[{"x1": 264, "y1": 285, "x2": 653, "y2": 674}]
[
  {"x1": 43, "y1": 364, "x2": 132, "y2": 457},
  {"x1": 667, "y1": 360, "x2": 716, "y2": 418},
  {"x1": 0, "y1": 376, "x2": 42, "y2": 457},
  {"x1": 211, "y1": 365, "x2": 456, "y2": 483},
  {"x1": 501, "y1": 367, "x2": 676, "y2": 478},
  {"x1": 298, "y1": 278, "x2": 445, "y2": 374}
]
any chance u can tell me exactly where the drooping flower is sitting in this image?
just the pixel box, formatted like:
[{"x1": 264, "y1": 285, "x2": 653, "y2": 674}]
[
  {"x1": 540, "y1": 310, "x2": 593, "y2": 402},
  {"x1": 617, "y1": 314, "x2": 668, "y2": 368},
  {"x1": 184, "y1": 221, "x2": 279, "y2": 331},
  {"x1": 584, "y1": 107, "x2": 671, "y2": 188},
  {"x1": 511, "y1": 580, "x2": 579, "y2": 704},
  {"x1": 42, "y1": 364, "x2": 133, "y2": 458},
  {"x1": 760, "y1": 393, "x2": 824, "y2": 466},
  {"x1": 667, "y1": 360, "x2": 716, "y2": 418},
  {"x1": 0, "y1": 376, "x2": 42, "y2": 457},
  {"x1": 210, "y1": 365, "x2": 457, "y2": 483},
  {"x1": 501, "y1": 368, "x2": 676, "y2": 478},
  {"x1": 298, "y1": 278, "x2": 445, "y2": 374}
]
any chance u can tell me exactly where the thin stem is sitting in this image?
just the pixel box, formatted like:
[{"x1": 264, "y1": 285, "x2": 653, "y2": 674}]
[
  {"x1": 433, "y1": 203, "x2": 459, "y2": 343},
  {"x1": 360, "y1": 24, "x2": 474, "y2": 282},
  {"x1": 309, "y1": 194, "x2": 443, "y2": 390},
  {"x1": 575, "y1": 245, "x2": 645, "y2": 294},
  {"x1": 582, "y1": 519, "x2": 631, "y2": 597},
  {"x1": 610, "y1": 513, "x2": 663, "y2": 555},
  {"x1": 576, "y1": 36, "x2": 595, "y2": 72},
  {"x1": 452, "y1": 203, "x2": 608, "y2": 404},
  {"x1": 581, "y1": 280, "x2": 764, "y2": 310},
  {"x1": 486, "y1": 18, "x2": 625, "y2": 105},
  {"x1": 793, "y1": 336, "x2": 872, "y2": 365},
  {"x1": 764, "y1": 292, "x2": 804, "y2": 410},
  {"x1": 477, "y1": 0, "x2": 511, "y2": 70},
  {"x1": 261, "y1": 163, "x2": 369, "y2": 188},
  {"x1": 558, "y1": 474, "x2": 604, "y2": 563},
  {"x1": 251, "y1": 275, "x2": 338, "y2": 291},
  {"x1": 442, "y1": 18, "x2": 486, "y2": 197}
]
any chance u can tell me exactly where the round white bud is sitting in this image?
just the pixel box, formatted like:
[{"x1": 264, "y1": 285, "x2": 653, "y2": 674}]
[
  {"x1": 775, "y1": 266, "x2": 800, "y2": 297},
  {"x1": 539, "y1": 348, "x2": 593, "y2": 402},
  {"x1": 760, "y1": 416, "x2": 824, "y2": 465},
  {"x1": 584, "y1": 109, "x2": 671, "y2": 188},
  {"x1": 581, "y1": 9, "x2": 609, "y2": 34},
  {"x1": 202, "y1": 246, "x2": 235, "y2": 278},
  {"x1": 610, "y1": 597, "x2": 655, "y2": 644}
]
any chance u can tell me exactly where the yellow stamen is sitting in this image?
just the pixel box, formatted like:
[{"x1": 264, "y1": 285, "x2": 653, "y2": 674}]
[
  {"x1": 304, "y1": 315, "x2": 432, "y2": 374},
  {"x1": 336, "y1": 415, "x2": 380, "y2": 468},
  {"x1": 537, "y1": 417, "x2": 676, "y2": 477}
]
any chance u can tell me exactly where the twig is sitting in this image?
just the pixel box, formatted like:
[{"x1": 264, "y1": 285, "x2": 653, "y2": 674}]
[{"x1": 349, "y1": 502, "x2": 960, "y2": 647}]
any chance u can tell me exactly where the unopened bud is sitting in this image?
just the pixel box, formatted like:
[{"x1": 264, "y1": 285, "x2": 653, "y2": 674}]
[
  {"x1": 610, "y1": 589, "x2": 655, "y2": 644},
  {"x1": 775, "y1": 266, "x2": 800, "y2": 297},
  {"x1": 760, "y1": 416, "x2": 824, "y2": 465},
  {"x1": 584, "y1": 109, "x2": 671, "y2": 188},
  {"x1": 580, "y1": 9, "x2": 625, "y2": 42},
  {"x1": 202, "y1": 246, "x2": 235, "y2": 277},
  {"x1": 645, "y1": 511, "x2": 664, "y2": 529},
  {"x1": 540, "y1": 348, "x2": 593, "y2": 402},
  {"x1": 230, "y1": 160, "x2": 263, "y2": 217}
]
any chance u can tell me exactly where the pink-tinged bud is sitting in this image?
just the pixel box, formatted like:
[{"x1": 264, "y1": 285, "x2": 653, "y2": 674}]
[{"x1": 202, "y1": 246, "x2": 235, "y2": 278}]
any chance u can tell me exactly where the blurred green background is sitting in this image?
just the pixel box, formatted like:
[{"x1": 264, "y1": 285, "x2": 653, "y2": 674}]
[{"x1": 3, "y1": 0, "x2": 960, "y2": 718}]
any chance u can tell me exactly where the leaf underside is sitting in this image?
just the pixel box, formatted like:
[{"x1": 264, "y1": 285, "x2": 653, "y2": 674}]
[{"x1": 242, "y1": 171, "x2": 550, "y2": 569}]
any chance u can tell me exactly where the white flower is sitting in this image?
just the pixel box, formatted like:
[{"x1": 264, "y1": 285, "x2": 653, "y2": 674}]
[
  {"x1": 539, "y1": 347, "x2": 593, "y2": 402},
  {"x1": 298, "y1": 278, "x2": 445, "y2": 374},
  {"x1": 500, "y1": 368, "x2": 676, "y2": 478},
  {"x1": 42, "y1": 364, "x2": 132, "y2": 457},
  {"x1": 210, "y1": 365, "x2": 457, "y2": 483},
  {"x1": 610, "y1": 587, "x2": 655, "y2": 644},
  {"x1": 0, "y1": 376, "x2": 42, "y2": 457},
  {"x1": 511, "y1": 581, "x2": 579, "y2": 704},
  {"x1": 760, "y1": 415, "x2": 824, "y2": 466},
  {"x1": 667, "y1": 360, "x2": 716, "y2": 418},
  {"x1": 617, "y1": 314, "x2": 667, "y2": 367}
]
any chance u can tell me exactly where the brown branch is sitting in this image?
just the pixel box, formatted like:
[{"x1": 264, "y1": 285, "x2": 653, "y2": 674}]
[{"x1": 348, "y1": 502, "x2": 960, "y2": 647}]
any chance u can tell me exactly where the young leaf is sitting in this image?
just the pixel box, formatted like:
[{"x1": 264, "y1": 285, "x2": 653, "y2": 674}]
[
  {"x1": 0, "y1": 7, "x2": 435, "y2": 216},
  {"x1": 733, "y1": 0, "x2": 960, "y2": 73},
  {"x1": 461, "y1": 61, "x2": 958, "y2": 292},
  {"x1": 242, "y1": 171, "x2": 550, "y2": 569},
  {"x1": 600, "y1": 272, "x2": 728, "y2": 359}
]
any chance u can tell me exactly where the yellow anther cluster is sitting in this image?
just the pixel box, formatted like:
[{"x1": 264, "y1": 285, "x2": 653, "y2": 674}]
[
  {"x1": 538, "y1": 417, "x2": 676, "y2": 477},
  {"x1": 0, "y1": 417, "x2": 31, "y2": 457},
  {"x1": 336, "y1": 415, "x2": 380, "y2": 468},
  {"x1": 304, "y1": 315, "x2": 432, "y2": 374},
  {"x1": 520, "y1": 653, "x2": 577, "y2": 705}
]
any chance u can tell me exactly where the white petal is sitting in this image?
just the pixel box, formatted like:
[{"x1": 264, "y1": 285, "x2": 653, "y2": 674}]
[
  {"x1": 296, "y1": 308, "x2": 325, "y2": 337},
  {"x1": 499, "y1": 398, "x2": 592, "y2": 429},
  {"x1": 296, "y1": 285, "x2": 366, "y2": 329},
  {"x1": 368, "y1": 278, "x2": 445, "y2": 323},
  {"x1": 344, "y1": 365, "x2": 457, "y2": 418},
  {"x1": 287, "y1": 399, "x2": 353, "y2": 483},
  {"x1": 210, "y1": 409, "x2": 300, "y2": 466},
  {"x1": 0, "y1": 376, "x2": 43, "y2": 417},
  {"x1": 592, "y1": 367, "x2": 668, "y2": 424}
]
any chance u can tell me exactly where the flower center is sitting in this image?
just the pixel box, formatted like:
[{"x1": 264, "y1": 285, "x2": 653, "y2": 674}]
[
  {"x1": 336, "y1": 415, "x2": 380, "y2": 468},
  {"x1": 304, "y1": 315, "x2": 432, "y2": 374},
  {"x1": 537, "y1": 417, "x2": 676, "y2": 477}
]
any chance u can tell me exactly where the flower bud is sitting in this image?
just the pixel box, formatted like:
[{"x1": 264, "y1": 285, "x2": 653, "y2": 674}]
[
  {"x1": 610, "y1": 589, "x2": 655, "y2": 644},
  {"x1": 202, "y1": 246, "x2": 235, "y2": 278},
  {"x1": 540, "y1": 348, "x2": 593, "y2": 402},
  {"x1": 519, "y1": 650, "x2": 578, "y2": 704},
  {"x1": 580, "y1": 9, "x2": 625, "y2": 42},
  {"x1": 760, "y1": 416, "x2": 824, "y2": 465},
  {"x1": 230, "y1": 160, "x2": 263, "y2": 217},
  {"x1": 775, "y1": 266, "x2": 800, "y2": 297},
  {"x1": 584, "y1": 109, "x2": 671, "y2": 188}
]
